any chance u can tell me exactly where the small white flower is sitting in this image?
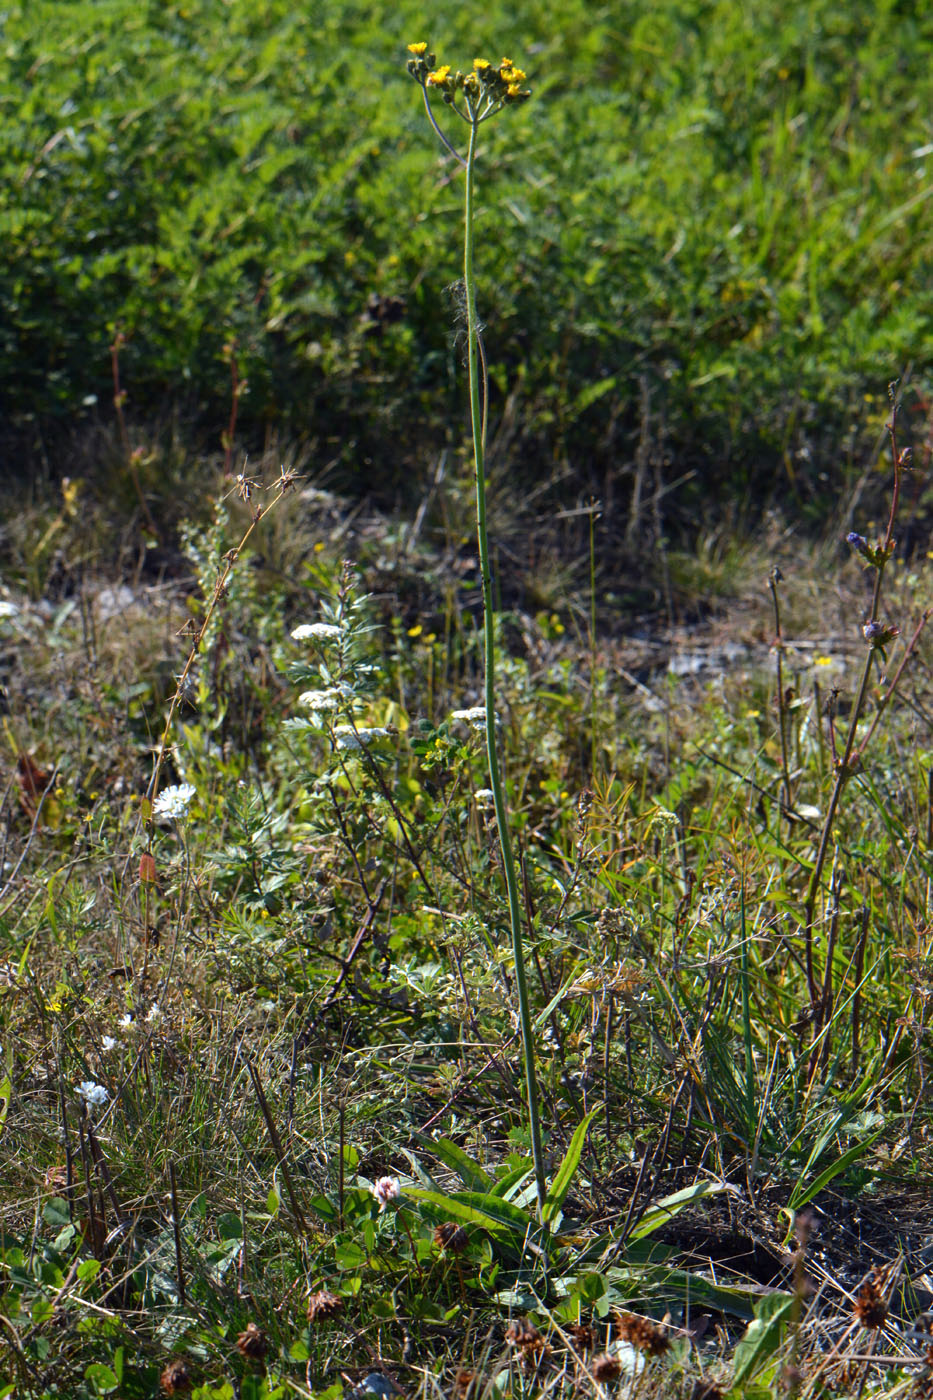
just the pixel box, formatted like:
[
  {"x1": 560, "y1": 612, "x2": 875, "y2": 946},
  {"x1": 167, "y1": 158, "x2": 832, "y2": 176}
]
[
  {"x1": 334, "y1": 728, "x2": 362, "y2": 751},
  {"x1": 372, "y1": 1176, "x2": 401, "y2": 1209},
  {"x1": 118, "y1": 1013, "x2": 134, "y2": 1030},
  {"x1": 76, "y1": 1081, "x2": 109, "y2": 1107},
  {"x1": 146, "y1": 1003, "x2": 162, "y2": 1025},
  {"x1": 291, "y1": 622, "x2": 344, "y2": 642},
  {"x1": 152, "y1": 783, "x2": 196, "y2": 821},
  {"x1": 298, "y1": 688, "x2": 341, "y2": 711},
  {"x1": 451, "y1": 706, "x2": 493, "y2": 728},
  {"x1": 334, "y1": 726, "x2": 389, "y2": 751},
  {"x1": 474, "y1": 788, "x2": 495, "y2": 807},
  {"x1": 101, "y1": 1036, "x2": 117, "y2": 1051},
  {"x1": 0, "y1": 601, "x2": 19, "y2": 618}
]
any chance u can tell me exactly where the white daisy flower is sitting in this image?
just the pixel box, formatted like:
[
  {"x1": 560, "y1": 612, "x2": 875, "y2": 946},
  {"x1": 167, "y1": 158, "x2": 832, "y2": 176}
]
[
  {"x1": 291, "y1": 623, "x2": 344, "y2": 642},
  {"x1": 152, "y1": 783, "x2": 196, "y2": 821},
  {"x1": 76, "y1": 1081, "x2": 109, "y2": 1107}
]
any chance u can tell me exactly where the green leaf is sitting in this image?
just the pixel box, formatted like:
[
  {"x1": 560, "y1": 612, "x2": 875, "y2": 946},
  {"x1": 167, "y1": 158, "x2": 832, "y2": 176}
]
[
  {"x1": 406, "y1": 1188, "x2": 534, "y2": 1244},
  {"x1": 84, "y1": 1363, "x2": 120, "y2": 1394},
  {"x1": 217, "y1": 1212, "x2": 243, "y2": 1240},
  {"x1": 627, "y1": 1180, "x2": 727, "y2": 1240},
  {"x1": 787, "y1": 1129, "x2": 884, "y2": 1213},
  {"x1": 421, "y1": 1136, "x2": 494, "y2": 1192},
  {"x1": 732, "y1": 1293, "x2": 795, "y2": 1386},
  {"x1": 490, "y1": 1162, "x2": 535, "y2": 1199},
  {"x1": 542, "y1": 1108, "x2": 598, "y2": 1227}
]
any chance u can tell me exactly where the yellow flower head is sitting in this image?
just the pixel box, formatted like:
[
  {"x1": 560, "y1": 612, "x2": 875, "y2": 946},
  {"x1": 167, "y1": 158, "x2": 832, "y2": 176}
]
[
  {"x1": 506, "y1": 82, "x2": 524, "y2": 97},
  {"x1": 503, "y1": 64, "x2": 527, "y2": 83},
  {"x1": 426, "y1": 64, "x2": 451, "y2": 87},
  {"x1": 473, "y1": 58, "x2": 491, "y2": 70},
  {"x1": 407, "y1": 42, "x2": 428, "y2": 55}
]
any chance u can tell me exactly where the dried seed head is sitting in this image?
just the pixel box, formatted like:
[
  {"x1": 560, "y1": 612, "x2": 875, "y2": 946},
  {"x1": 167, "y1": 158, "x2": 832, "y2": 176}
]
[
  {"x1": 160, "y1": 1359, "x2": 192, "y2": 1395},
  {"x1": 505, "y1": 1317, "x2": 549, "y2": 1374},
  {"x1": 506, "y1": 1318, "x2": 543, "y2": 1349},
  {"x1": 307, "y1": 1289, "x2": 343, "y2": 1323},
  {"x1": 236, "y1": 1322, "x2": 268, "y2": 1362},
  {"x1": 454, "y1": 1369, "x2": 481, "y2": 1397},
  {"x1": 689, "y1": 1383, "x2": 724, "y2": 1400},
  {"x1": 613, "y1": 1311, "x2": 670, "y2": 1356},
  {"x1": 434, "y1": 1221, "x2": 469, "y2": 1253},
  {"x1": 591, "y1": 1353, "x2": 622, "y2": 1382},
  {"x1": 854, "y1": 1272, "x2": 888, "y2": 1330},
  {"x1": 566, "y1": 1322, "x2": 596, "y2": 1352}
]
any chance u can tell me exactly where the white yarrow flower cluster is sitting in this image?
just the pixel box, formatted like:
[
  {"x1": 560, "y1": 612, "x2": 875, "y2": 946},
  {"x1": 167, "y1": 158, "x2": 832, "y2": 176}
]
[
  {"x1": 298, "y1": 688, "x2": 342, "y2": 711},
  {"x1": 474, "y1": 788, "x2": 495, "y2": 807},
  {"x1": 291, "y1": 622, "x2": 344, "y2": 642},
  {"x1": 152, "y1": 783, "x2": 196, "y2": 821},
  {"x1": 334, "y1": 726, "x2": 390, "y2": 751},
  {"x1": 452, "y1": 706, "x2": 494, "y2": 728},
  {"x1": 76, "y1": 1081, "x2": 109, "y2": 1107}
]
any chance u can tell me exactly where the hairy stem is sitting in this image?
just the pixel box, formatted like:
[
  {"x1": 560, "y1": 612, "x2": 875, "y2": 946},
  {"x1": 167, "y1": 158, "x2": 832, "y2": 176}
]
[{"x1": 463, "y1": 111, "x2": 547, "y2": 1214}]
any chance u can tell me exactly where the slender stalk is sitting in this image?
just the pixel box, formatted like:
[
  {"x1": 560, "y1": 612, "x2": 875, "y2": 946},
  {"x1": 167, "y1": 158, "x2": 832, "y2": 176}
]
[
  {"x1": 463, "y1": 111, "x2": 546, "y2": 1215},
  {"x1": 802, "y1": 396, "x2": 911, "y2": 1008},
  {"x1": 768, "y1": 567, "x2": 793, "y2": 818}
]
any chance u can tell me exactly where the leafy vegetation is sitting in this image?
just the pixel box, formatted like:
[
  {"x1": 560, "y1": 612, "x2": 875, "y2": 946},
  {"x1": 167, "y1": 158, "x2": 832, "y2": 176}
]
[{"x1": 2, "y1": 0, "x2": 933, "y2": 522}]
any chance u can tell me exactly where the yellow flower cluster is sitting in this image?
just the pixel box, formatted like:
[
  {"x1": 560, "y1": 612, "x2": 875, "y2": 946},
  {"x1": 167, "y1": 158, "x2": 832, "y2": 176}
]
[{"x1": 406, "y1": 43, "x2": 530, "y2": 107}]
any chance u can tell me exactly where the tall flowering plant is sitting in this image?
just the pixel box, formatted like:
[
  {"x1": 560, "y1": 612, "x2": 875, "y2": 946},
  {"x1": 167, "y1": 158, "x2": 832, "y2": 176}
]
[{"x1": 406, "y1": 45, "x2": 546, "y2": 1213}]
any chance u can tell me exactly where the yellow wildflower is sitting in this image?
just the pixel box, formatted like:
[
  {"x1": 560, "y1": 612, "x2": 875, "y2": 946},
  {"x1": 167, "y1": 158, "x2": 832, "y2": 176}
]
[
  {"x1": 503, "y1": 65, "x2": 527, "y2": 82},
  {"x1": 506, "y1": 82, "x2": 524, "y2": 97},
  {"x1": 407, "y1": 42, "x2": 428, "y2": 55},
  {"x1": 473, "y1": 58, "x2": 491, "y2": 70},
  {"x1": 426, "y1": 65, "x2": 451, "y2": 86}
]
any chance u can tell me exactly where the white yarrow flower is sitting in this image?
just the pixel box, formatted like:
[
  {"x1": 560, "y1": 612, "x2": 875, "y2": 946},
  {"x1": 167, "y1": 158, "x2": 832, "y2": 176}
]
[
  {"x1": 152, "y1": 783, "x2": 196, "y2": 821},
  {"x1": 291, "y1": 622, "x2": 344, "y2": 642},
  {"x1": 334, "y1": 726, "x2": 389, "y2": 751},
  {"x1": 474, "y1": 788, "x2": 495, "y2": 807},
  {"x1": 76, "y1": 1081, "x2": 109, "y2": 1107},
  {"x1": 452, "y1": 706, "x2": 494, "y2": 728},
  {"x1": 298, "y1": 688, "x2": 341, "y2": 711}
]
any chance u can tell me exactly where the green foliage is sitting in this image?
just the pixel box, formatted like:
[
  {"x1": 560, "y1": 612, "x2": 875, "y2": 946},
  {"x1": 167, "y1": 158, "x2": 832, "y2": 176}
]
[{"x1": 2, "y1": 0, "x2": 932, "y2": 518}]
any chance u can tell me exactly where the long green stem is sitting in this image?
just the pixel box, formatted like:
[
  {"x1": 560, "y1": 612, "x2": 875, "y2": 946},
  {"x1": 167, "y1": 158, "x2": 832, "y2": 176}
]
[{"x1": 463, "y1": 112, "x2": 547, "y2": 1215}]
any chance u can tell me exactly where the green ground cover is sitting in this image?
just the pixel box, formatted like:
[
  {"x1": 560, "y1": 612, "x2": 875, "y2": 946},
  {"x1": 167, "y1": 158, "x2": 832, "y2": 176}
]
[{"x1": 2, "y1": 0, "x2": 932, "y2": 522}]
